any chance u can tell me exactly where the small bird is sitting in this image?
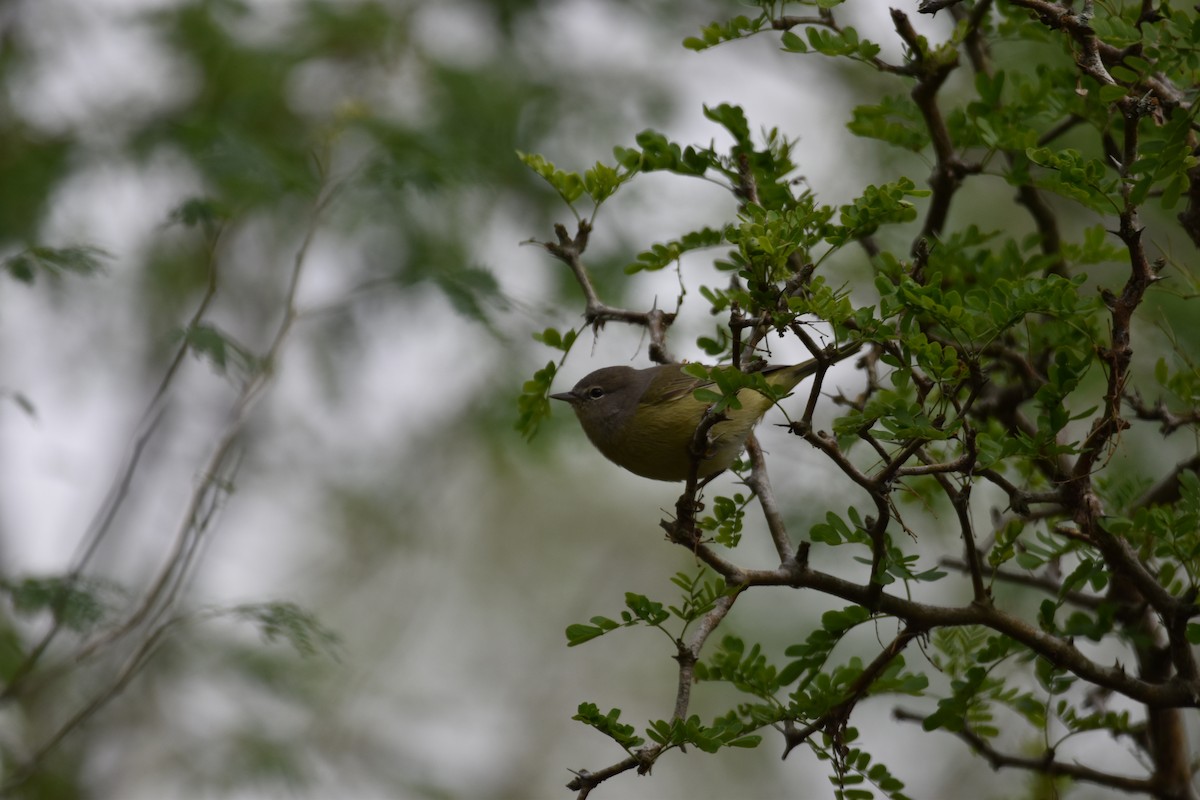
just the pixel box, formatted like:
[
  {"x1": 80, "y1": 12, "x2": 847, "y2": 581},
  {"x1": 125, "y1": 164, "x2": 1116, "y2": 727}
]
[{"x1": 551, "y1": 343, "x2": 859, "y2": 481}]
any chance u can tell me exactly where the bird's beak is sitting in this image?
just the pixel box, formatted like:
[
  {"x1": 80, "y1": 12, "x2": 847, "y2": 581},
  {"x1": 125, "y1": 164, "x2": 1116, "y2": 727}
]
[{"x1": 549, "y1": 391, "x2": 576, "y2": 403}]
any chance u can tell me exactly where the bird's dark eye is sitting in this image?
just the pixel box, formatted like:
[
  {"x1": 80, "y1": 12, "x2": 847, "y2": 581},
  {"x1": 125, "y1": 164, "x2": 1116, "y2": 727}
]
[{"x1": 587, "y1": 386, "x2": 605, "y2": 399}]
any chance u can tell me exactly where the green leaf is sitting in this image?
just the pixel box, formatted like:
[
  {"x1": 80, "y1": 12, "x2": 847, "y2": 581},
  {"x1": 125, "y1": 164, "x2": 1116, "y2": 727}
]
[
  {"x1": 703, "y1": 103, "x2": 751, "y2": 145},
  {"x1": 1025, "y1": 147, "x2": 1119, "y2": 212},
  {"x1": 727, "y1": 734, "x2": 761, "y2": 747},
  {"x1": 232, "y1": 601, "x2": 340, "y2": 658},
  {"x1": 827, "y1": 179, "x2": 928, "y2": 246},
  {"x1": 848, "y1": 96, "x2": 929, "y2": 151},
  {"x1": 179, "y1": 323, "x2": 258, "y2": 377},
  {"x1": 583, "y1": 161, "x2": 627, "y2": 204},
  {"x1": 684, "y1": 14, "x2": 768, "y2": 51},
  {"x1": 532, "y1": 327, "x2": 577, "y2": 353},
  {"x1": 516, "y1": 360, "x2": 557, "y2": 441},
  {"x1": 167, "y1": 196, "x2": 231, "y2": 228},
  {"x1": 566, "y1": 623, "x2": 607, "y2": 646},
  {"x1": 626, "y1": 592, "x2": 670, "y2": 625},
  {"x1": 573, "y1": 703, "x2": 645, "y2": 750},
  {"x1": 624, "y1": 227, "x2": 725, "y2": 273},
  {"x1": 434, "y1": 264, "x2": 503, "y2": 323},
  {"x1": 3, "y1": 245, "x2": 110, "y2": 284},
  {"x1": 4, "y1": 576, "x2": 116, "y2": 633},
  {"x1": 517, "y1": 151, "x2": 585, "y2": 205},
  {"x1": 780, "y1": 30, "x2": 807, "y2": 52}
]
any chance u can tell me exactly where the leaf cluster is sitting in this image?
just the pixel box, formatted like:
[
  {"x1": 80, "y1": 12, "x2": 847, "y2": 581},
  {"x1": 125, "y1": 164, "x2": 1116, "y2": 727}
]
[{"x1": 523, "y1": 1, "x2": 1200, "y2": 796}]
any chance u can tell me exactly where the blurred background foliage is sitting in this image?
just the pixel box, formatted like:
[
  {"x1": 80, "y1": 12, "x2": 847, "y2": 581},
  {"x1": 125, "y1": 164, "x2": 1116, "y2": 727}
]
[
  {"x1": 1, "y1": 1, "x2": 1190, "y2": 799},
  {"x1": 0, "y1": 1, "x2": 808, "y2": 797}
]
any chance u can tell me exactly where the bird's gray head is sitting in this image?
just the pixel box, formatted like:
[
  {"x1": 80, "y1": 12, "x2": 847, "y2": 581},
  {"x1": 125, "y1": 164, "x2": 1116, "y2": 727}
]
[{"x1": 549, "y1": 366, "x2": 650, "y2": 438}]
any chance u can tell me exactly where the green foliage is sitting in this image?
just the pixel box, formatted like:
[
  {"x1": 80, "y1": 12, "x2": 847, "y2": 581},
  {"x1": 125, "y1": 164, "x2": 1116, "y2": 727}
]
[
  {"x1": 1154, "y1": 351, "x2": 1200, "y2": 413},
  {"x1": 848, "y1": 95, "x2": 930, "y2": 152},
  {"x1": 146, "y1": 0, "x2": 329, "y2": 205},
  {"x1": 624, "y1": 227, "x2": 725, "y2": 274},
  {"x1": 614, "y1": 105, "x2": 802, "y2": 210},
  {"x1": 1026, "y1": 147, "x2": 1121, "y2": 213},
  {"x1": 643, "y1": 713, "x2": 762, "y2": 752},
  {"x1": 180, "y1": 323, "x2": 260, "y2": 378},
  {"x1": 231, "y1": 602, "x2": 340, "y2": 659},
  {"x1": 698, "y1": 493, "x2": 749, "y2": 548},
  {"x1": 573, "y1": 703, "x2": 646, "y2": 752},
  {"x1": 532, "y1": 326, "x2": 577, "y2": 353},
  {"x1": 2, "y1": 246, "x2": 109, "y2": 284},
  {"x1": 427, "y1": 263, "x2": 505, "y2": 325},
  {"x1": 923, "y1": 623, "x2": 1150, "y2": 767},
  {"x1": 566, "y1": 570, "x2": 729, "y2": 647},
  {"x1": 1128, "y1": 108, "x2": 1199, "y2": 209},
  {"x1": 518, "y1": 152, "x2": 591, "y2": 206},
  {"x1": 517, "y1": 359, "x2": 561, "y2": 441},
  {"x1": 614, "y1": 129, "x2": 711, "y2": 177},
  {"x1": 0, "y1": 0, "x2": 725, "y2": 797},
  {"x1": 697, "y1": 635, "x2": 784, "y2": 698},
  {"x1": 683, "y1": 14, "x2": 769, "y2": 51},
  {"x1": 815, "y1": 734, "x2": 911, "y2": 800},
  {"x1": 0, "y1": 129, "x2": 71, "y2": 243},
  {"x1": 519, "y1": 0, "x2": 1200, "y2": 794},
  {"x1": 809, "y1": 509, "x2": 945, "y2": 585},
  {"x1": 684, "y1": 362, "x2": 774, "y2": 414},
  {"x1": 167, "y1": 196, "x2": 232, "y2": 232},
  {"x1": 1105, "y1": 469, "x2": 1200, "y2": 592},
  {"x1": 2, "y1": 576, "x2": 119, "y2": 633},
  {"x1": 826, "y1": 180, "x2": 928, "y2": 245},
  {"x1": 780, "y1": 24, "x2": 882, "y2": 65},
  {"x1": 667, "y1": 569, "x2": 727, "y2": 624},
  {"x1": 519, "y1": 328, "x2": 584, "y2": 444}
]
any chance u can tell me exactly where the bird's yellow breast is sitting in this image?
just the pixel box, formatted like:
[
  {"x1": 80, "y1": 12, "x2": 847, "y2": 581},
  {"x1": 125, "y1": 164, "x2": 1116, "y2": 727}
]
[{"x1": 587, "y1": 386, "x2": 779, "y2": 481}]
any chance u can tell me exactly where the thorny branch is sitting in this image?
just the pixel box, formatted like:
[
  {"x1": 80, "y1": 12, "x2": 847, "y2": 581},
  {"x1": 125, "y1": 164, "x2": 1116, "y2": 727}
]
[
  {"x1": 1126, "y1": 392, "x2": 1200, "y2": 436},
  {"x1": 890, "y1": 8, "x2": 982, "y2": 249},
  {"x1": 552, "y1": 3, "x2": 1200, "y2": 795},
  {"x1": 567, "y1": 574, "x2": 742, "y2": 797},
  {"x1": 541, "y1": 220, "x2": 678, "y2": 365}
]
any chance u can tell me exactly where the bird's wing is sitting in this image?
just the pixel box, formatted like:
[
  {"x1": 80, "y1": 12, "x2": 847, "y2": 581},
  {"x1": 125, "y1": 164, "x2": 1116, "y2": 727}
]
[{"x1": 639, "y1": 367, "x2": 712, "y2": 407}]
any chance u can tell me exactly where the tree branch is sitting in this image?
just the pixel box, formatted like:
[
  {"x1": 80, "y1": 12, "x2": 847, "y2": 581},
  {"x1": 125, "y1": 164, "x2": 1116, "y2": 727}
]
[
  {"x1": 782, "y1": 626, "x2": 923, "y2": 758},
  {"x1": 892, "y1": 708, "x2": 1162, "y2": 795},
  {"x1": 729, "y1": 560, "x2": 1200, "y2": 708},
  {"x1": 743, "y1": 435, "x2": 795, "y2": 563},
  {"x1": 541, "y1": 220, "x2": 678, "y2": 364}
]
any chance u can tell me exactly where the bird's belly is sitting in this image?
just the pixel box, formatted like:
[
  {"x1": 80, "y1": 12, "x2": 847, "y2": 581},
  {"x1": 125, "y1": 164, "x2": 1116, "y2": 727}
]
[{"x1": 597, "y1": 408, "x2": 762, "y2": 481}]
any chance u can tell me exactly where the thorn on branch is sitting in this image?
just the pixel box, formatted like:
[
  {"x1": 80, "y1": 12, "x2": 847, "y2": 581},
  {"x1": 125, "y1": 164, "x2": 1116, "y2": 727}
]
[
  {"x1": 1125, "y1": 392, "x2": 1200, "y2": 437},
  {"x1": 539, "y1": 219, "x2": 679, "y2": 364}
]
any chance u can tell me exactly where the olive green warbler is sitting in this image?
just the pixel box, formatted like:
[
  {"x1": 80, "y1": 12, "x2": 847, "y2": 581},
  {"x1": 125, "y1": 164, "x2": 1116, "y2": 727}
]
[{"x1": 551, "y1": 342, "x2": 859, "y2": 481}]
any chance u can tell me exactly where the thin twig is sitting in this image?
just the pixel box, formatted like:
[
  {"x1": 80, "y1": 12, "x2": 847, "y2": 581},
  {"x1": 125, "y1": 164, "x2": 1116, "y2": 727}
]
[
  {"x1": 0, "y1": 220, "x2": 230, "y2": 703},
  {"x1": 892, "y1": 708, "x2": 1160, "y2": 794},
  {"x1": 743, "y1": 435, "x2": 793, "y2": 562},
  {"x1": 939, "y1": 557, "x2": 1106, "y2": 609},
  {"x1": 3, "y1": 182, "x2": 334, "y2": 785},
  {"x1": 782, "y1": 626, "x2": 923, "y2": 757}
]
